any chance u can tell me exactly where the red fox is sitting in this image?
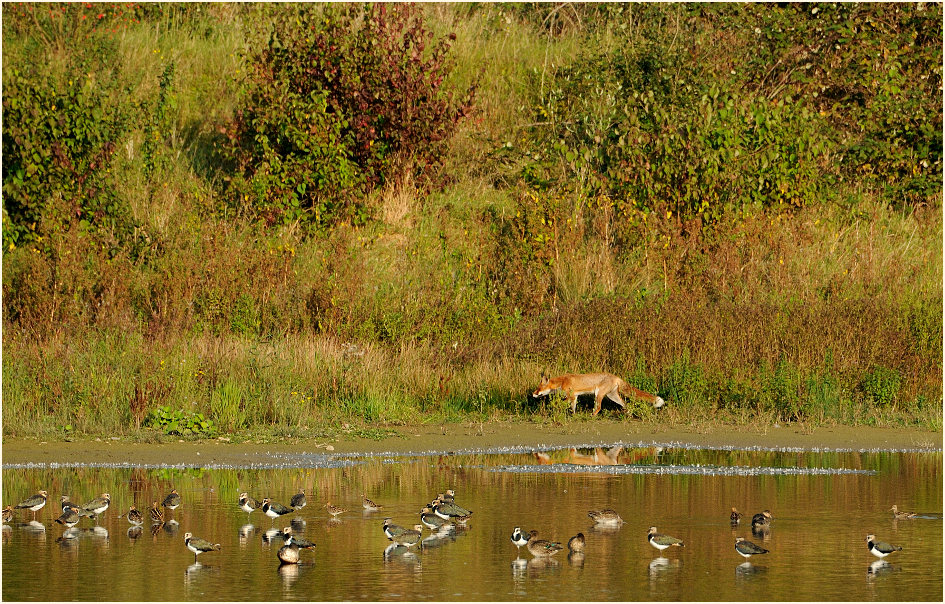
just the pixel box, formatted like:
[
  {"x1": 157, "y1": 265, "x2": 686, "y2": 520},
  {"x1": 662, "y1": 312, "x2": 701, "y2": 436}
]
[{"x1": 532, "y1": 373, "x2": 665, "y2": 415}]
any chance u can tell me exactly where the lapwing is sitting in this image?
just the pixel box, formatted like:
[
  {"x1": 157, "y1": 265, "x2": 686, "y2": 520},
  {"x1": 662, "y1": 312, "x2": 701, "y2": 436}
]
[
  {"x1": 392, "y1": 524, "x2": 424, "y2": 548},
  {"x1": 730, "y1": 508, "x2": 743, "y2": 524},
  {"x1": 432, "y1": 498, "x2": 472, "y2": 521},
  {"x1": 325, "y1": 502, "x2": 349, "y2": 518},
  {"x1": 238, "y1": 493, "x2": 260, "y2": 517},
  {"x1": 262, "y1": 498, "x2": 293, "y2": 524},
  {"x1": 889, "y1": 505, "x2": 917, "y2": 520},
  {"x1": 866, "y1": 534, "x2": 902, "y2": 559},
  {"x1": 567, "y1": 532, "x2": 586, "y2": 553},
  {"x1": 421, "y1": 506, "x2": 450, "y2": 530},
  {"x1": 588, "y1": 509, "x2": 623, "y2": 526},
  {"x1": 526, "y1": 530, "x2": 563, "y2": 557},
  {"x1": 149, "y1": 501, "x2": 165, "y2": 524},
  {"x1": 55, "y1": 504, "x2": 82, "y2": 528},
  {"x1": 81, "y1": 493, "x2": 111, "y2": 521},
  {"x1": 59, "y1": 495, "x2": 74, "y2": 513},
  {"x1": 281, "y1": 527, "x2": 316, "y2": 549},
  {"x1": 734, "y1": 537, "x2": 769, "y2": 558},
  {"x1": 510, "y1": 527, "x2": 530, "y2": 555},
  {"x1": 290, "y1": 489, "x2": 307, "y2": 510},
  {"x1": 162, "y1": 489, "x2": 181, "y2": 513},
  {"x1": 751, "y1": 510, "x2": 772, "y2": 527},
  {"x1": 647, "y1": 526, "x2": 685, "y2": 551},
  {"x1": 362, "y1": 495, "x2": 383, "y2": 511},
  {"x1": 119, "y1": 505, "x2": 144, "y2": 526},
  {"x1": 183, "y1": 532, "x2": 221, "y2": 564},
  {"x1": 383, "y1": 517, "x2": 409, "y2": 541},
  {"x1": 14, "y1": 490, "x2": 48, "y2": 521}
]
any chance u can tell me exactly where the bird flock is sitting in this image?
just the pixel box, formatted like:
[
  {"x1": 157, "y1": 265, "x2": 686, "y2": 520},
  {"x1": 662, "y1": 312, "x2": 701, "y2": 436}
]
[{"x1": 3, "y1": 488, "x2": 915, "y2": 567}]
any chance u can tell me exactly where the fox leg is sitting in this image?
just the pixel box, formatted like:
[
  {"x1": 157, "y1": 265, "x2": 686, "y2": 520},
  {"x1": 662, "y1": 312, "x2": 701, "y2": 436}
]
[
  {"x1": 607, "y1": 389, "x2": 626, "y2": 409},
  {"x1": 593, "y1": 389, "x2": 605, "y2": 415},
  {"x1": 568, "y1": 392, "x2": 579, "y2": 413}
]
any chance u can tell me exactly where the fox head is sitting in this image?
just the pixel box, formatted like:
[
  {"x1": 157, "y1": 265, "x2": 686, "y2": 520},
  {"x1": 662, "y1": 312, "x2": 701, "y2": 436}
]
[{"x1": 532, "y1": 376, "x2": 553, "y2": 398}]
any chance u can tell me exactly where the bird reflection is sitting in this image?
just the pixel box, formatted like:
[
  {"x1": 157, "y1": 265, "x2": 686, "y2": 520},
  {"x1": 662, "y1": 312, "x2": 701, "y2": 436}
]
[
  {"x1": 278, "y1": 562, "x2": 303, "y2": 590},
  {"x1": 239, "y1": 524, "x2": 255, "y2": 547},
  {"x1": 568, "y1": 551, "x2": 585, "y2": 568},
  {"x1": 150, "y1": 522, "x2": 165, "y2": 538},
  {"x1": 751, "y1": 525, "x2": 771, "y2": 542},
  {"x1": 262, "y1": 528, "x2": 282, "y2": 545},
  {"x1": 23, "y1": 521, "x2": 46, "y2": 543},
  {"x1": 589, "y1": 523, "x2": 622, "y2": 535},
  {"x1": 648, "y1": 556, "x2": 681, "y2": 579},
  {"x1": 382, "y1": 543, "x2": 420, "y2": 570},
  {"x1": 735, "y1": 561, "x2": 767, "y2": 578},
  {"x1": 127, "y1": 526, "x2": 143, "y2": 541},
  {"x1": 867, "y1": 559, "x2": 899, "y2": 581},
  {"x1": 290, "y1": 518, "x2": 307, "y2": 533},
  {"x1": 184, "y1": 562, "x2": 216, "y2": 586},
  {"x1": 163, "y1": 520, "x2": 180, "y2": 536}
]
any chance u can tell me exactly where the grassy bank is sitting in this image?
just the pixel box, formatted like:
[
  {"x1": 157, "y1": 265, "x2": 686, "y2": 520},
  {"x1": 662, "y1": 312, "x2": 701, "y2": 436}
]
[{"x1": 2, "y1": 3, "x2": 942, "y2": 439}]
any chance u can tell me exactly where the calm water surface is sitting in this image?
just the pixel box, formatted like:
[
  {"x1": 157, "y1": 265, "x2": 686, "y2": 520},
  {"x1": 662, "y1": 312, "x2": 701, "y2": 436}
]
[{"x1": 2, "y1": 446, "x2": 942, "y2": 601}]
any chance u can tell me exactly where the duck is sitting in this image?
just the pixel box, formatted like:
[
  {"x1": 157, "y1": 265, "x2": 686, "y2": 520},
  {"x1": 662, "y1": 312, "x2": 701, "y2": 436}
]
[
  {"x1": 730, "y1": 508, "x2": 743, "y2": 524},
  {"x1": 647, "y1": 526, "x2": 685, "y2": 551},
  {"x1": 277, "y1": 539, "x2": 300, "y2": 565},
  {"x1": 526, "y1": 530, "x2": 564, "y2": 557},
  {"x1": 183, "y1": 532, "x2": 221, "y2": 564},
  {"x1": 14, "y1": 490, "x2": 48, "y2": 521},
  {"x1": 889, "y1": 505, "x2": 917, "y2": 520},
  {"x1": 751, "y1": 510, "x2": 772, "y2": 527},
  {"x1": 588, "y1": 509, "x2": 623, "y2": 526},
  {"x1": 567, "y1": 532, "x2": 586, "y2": 553},
  {"x1": 734, "y1": 537, "x2": 769, "y2": 558},
  {"x1": 866, "y1": 534, "x2": 902, "y2": 559},
  {"x1": 290, "y1": 489, "x2": 307, "y2": 510}
]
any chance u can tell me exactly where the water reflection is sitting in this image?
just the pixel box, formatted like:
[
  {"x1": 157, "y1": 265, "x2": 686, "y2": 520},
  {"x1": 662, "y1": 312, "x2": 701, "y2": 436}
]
[
  {"x1": 1, "y1": 448, "x2": 941, "y2": 602},
  {"x1": 127, "y1": 525, "x2": 143, "y2": 541}
]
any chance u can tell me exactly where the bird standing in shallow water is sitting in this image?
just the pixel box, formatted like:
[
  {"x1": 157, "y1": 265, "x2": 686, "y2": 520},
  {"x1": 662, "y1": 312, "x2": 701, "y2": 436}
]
[
  {"x1": 866, "y1": 534, "x2": 902, "y2": 559},
  {"x1": 14, "y1": 490, "x2": 48, "y2": 521},
  {"x1": 362, "y1": 495, "x2": 383, "y2": 511},
  {"x1": 81, "y1": 493, "x2": 111, "y2": 521},
  {"x1": 526, "y1": 530, "x2": 563, "y2": 557},
  {"x1": 119, "y1": 505, "x2": 144, "y2": 526},
  {"x1": 149, "y1": 501, "x2": 165, "y2": 524},
  {"x1": 325, "y1": 502, "x2": 349, "y2": 518},
  {"x1": 510, "y1": 527, "x2": 529, "y2": 555},
  {"x1": 383, "y1": 518, "x2": 408, "y2": 541},
  {"x1": 290, "y1": 489, "x2": 307, "y2": 510},
  {"x1": 262, "y1": 498, "x2": 293, "y2": 525},
  {"x1": 568, "y1": 533, "x2": 586, "y2": 553},
  {"x1": 55, "y1": 505, "x2": 82, "y2": 528},
  {"x1": 239, "y1": 493, "x2": 259, "y2": 517},
  {"x1": 730, "y1": 508, "x2": 743, "y2": 524},
  {"x1": 889, "y1": 505, "x2": 917, "y2": 520},
  {"x1": 734, "y1": 537, "x2": 769, "y2": 558},
  {"x1": 392, "y1": 525, "x2": 424, "y2": 548},
  {"x1": 162, "y1": 489, "x2": 181, "y2": 513},
  {"x1": 421, "y1": 506, "x2": 449, "y2": 530},
  {"x1": 281, "y1": 527, "x2": 316, "y2": 549},
  {"x1": 183, "y1": 532, "x2": 221, "y2": 564},
  {"x1": 647, "y1": 526, "x2": 685, "y2": 551}
]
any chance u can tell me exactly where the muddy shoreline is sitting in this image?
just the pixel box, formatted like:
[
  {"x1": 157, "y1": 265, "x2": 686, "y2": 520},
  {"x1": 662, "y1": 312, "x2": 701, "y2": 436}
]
[{"x1": 2, "y1": 422, "x2": 940, "y2": 468}]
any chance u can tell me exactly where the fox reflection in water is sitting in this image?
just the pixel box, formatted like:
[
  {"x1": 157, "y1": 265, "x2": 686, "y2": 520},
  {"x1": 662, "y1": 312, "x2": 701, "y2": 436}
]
[{"x1": 535, "y1": 446, "x2": 664, "y2": 466}]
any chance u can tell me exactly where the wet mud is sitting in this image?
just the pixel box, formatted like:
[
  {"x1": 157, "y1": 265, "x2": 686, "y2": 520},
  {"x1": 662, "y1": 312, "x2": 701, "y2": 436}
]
[{"x1": 2, "y1": 421, "x2": 940, "y2": 469}]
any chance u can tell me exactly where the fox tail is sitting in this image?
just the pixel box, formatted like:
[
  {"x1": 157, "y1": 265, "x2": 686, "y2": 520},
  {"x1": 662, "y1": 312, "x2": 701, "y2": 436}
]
[{"x1": 619, "y1": 382, "x2": 665, "y2": 409}]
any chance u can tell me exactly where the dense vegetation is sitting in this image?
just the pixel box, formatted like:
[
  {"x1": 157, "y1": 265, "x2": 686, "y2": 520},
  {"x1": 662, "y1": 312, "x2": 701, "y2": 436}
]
[{"x1": 2, "y1": 2, "x2": 942, "y2": 440}]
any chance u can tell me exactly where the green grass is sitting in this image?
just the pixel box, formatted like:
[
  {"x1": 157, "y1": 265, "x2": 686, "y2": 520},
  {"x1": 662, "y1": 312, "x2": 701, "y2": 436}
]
[{"x1": 1, "y1": 4, "x2": 941, "y2": 439}]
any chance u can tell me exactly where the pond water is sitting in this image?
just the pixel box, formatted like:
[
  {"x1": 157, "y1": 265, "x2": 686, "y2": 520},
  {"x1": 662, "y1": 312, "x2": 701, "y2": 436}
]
[{"x1": 2, "y1": 445, "x2": 942, "y2": 601}]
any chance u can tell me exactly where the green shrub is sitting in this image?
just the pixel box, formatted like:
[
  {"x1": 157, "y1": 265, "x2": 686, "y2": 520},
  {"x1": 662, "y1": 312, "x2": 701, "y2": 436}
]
[
  {"x1": 860, "y1": 366, "x2": 902, "y2": 407},
  {"x1": 226, "y1": 3, "x2": 476, "y2": 228},
  {"x1": 144, "y1": 405, "x2": 217, "y2": 437}
]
